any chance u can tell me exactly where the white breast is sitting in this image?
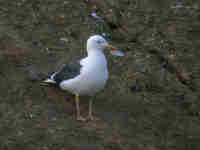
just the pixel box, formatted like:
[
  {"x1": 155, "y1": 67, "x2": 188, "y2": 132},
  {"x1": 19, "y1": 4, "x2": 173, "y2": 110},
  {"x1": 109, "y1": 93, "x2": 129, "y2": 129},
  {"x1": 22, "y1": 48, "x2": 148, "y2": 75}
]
[{"x1": 59, "y1": 52, "x2": 108, "y2": 96}]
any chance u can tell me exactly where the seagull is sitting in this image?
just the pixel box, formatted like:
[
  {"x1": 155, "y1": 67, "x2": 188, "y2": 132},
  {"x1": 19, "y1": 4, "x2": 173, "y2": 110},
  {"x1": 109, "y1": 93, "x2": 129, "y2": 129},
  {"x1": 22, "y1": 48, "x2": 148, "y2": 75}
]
[{"x1": 43, "y1": 35, "x2": 124, "y2": 121}]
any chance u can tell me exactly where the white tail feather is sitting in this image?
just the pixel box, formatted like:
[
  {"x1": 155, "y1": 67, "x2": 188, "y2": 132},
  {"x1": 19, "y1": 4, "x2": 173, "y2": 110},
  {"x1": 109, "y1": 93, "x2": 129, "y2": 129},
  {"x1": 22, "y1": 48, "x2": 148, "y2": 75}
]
[{"x1": 43, "y1": 78, "x2": 56, "y2": 84}]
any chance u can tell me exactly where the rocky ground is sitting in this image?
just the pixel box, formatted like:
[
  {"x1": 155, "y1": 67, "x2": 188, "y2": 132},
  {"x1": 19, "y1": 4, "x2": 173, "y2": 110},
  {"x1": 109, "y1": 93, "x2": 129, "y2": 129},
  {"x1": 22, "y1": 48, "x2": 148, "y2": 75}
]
[{"x1": 0, "y1": 0, "x2": 200, "y2": 149}]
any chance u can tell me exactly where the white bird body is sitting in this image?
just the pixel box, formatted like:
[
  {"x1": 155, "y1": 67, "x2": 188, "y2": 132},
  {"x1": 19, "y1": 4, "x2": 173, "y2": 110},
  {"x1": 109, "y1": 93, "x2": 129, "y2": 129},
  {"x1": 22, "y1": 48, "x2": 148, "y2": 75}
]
[{"x1": 59, "y1": 50, "x2": 108, "y2": 96}]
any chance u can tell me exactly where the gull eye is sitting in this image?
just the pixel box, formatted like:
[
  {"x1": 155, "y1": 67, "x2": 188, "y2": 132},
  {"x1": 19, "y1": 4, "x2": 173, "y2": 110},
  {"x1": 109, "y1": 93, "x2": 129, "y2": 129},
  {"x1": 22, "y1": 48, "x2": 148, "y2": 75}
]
[{"x1": 97, "y1": 40, "x2": 103, "y2": 44}]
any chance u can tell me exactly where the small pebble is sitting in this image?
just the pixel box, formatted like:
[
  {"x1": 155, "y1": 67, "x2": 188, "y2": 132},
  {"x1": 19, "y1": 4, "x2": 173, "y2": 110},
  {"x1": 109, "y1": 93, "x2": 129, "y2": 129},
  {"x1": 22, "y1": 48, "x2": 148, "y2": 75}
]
[
  {"x1": 91, "y1": 12, "x2": 102, "y2": 20},
  {"x1": 135, "y1": 84, "x2": 140, "y2": 89},
  {"x1": 168, "y1": 54, "x2": 176, "y2": 61},
  {"x1": 60, "y1": 37, "x2": 69, "y2": 42},
  {"x1": 32, "y1": 40, "x2": 41, "y2": 47}
]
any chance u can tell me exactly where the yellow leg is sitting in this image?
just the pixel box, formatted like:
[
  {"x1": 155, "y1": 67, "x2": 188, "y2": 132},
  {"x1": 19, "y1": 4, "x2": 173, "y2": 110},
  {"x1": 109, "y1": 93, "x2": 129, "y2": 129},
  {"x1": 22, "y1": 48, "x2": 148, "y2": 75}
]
[{"x1": 75, "y1": 94, "x2": 86, "y2": 121}]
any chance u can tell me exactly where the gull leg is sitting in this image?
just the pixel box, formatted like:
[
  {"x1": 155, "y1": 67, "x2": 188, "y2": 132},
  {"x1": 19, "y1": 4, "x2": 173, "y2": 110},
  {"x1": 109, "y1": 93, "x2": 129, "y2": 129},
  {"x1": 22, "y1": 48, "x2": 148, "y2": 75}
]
[
  {"x1": 87, "y1": 97, "x2": 99, "y2": 121},
  {"x1": 75, "y1": 94, "x2": 86, "y2": 121},
  {"x1": 88, "y1": 98, "x2": 94, "y2": 120}
]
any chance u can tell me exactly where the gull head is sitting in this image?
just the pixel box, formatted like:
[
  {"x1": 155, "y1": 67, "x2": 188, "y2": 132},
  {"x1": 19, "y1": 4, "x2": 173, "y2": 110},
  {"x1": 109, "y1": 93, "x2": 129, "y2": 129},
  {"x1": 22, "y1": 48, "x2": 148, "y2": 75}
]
[
  {"x1": 87, "y1": 35, "x2": 124, "y2": 56},
  {"x1": 87, "y1": 35, "x2": 109, "y2": 52}
]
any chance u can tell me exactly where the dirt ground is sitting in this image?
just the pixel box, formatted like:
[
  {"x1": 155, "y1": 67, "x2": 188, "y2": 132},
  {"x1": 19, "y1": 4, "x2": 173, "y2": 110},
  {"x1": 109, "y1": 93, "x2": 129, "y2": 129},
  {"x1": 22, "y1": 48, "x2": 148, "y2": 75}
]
[{"x1": 0, "y1": 0, "x2": 200, "y2": 149}]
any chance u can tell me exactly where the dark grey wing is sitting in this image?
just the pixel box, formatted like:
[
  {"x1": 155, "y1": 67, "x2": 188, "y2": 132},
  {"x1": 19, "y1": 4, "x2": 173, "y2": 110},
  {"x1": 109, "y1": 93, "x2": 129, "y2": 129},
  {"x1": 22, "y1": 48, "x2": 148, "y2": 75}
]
[{"x1": 53, "y1": 61, "x2": 82, "y2": 84}]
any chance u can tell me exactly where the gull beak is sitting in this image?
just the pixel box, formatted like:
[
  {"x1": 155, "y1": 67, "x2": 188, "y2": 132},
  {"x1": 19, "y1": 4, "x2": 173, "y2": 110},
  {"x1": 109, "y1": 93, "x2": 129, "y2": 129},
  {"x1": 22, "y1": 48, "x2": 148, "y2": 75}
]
[
  {"x1": 107, "y1": 45, "x2": 125, "y2": 57},
  {"x1": 107, "y1": 45, "x2": 116, "y2": 51}
]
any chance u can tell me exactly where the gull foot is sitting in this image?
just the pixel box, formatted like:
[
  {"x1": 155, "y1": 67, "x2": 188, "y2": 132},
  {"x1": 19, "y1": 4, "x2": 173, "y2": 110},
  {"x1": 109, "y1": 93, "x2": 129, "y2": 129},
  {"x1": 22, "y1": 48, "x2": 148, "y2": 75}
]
[
  {"x1": 77, "y1": 116, "x2": 86, "y2": 121},
  {"x1": 87, "y1": 115, "x2": 99, "y2": 121}
]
